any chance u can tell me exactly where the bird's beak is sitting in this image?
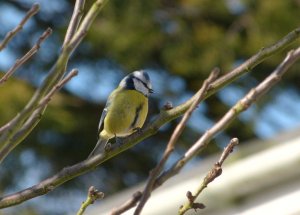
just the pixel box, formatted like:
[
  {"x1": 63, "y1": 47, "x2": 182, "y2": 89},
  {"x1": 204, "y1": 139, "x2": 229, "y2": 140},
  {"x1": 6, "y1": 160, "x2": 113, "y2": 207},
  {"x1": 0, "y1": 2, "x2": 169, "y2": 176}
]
[{"x1": 149, "y1": 89, "x2": 154, "y2": 93}]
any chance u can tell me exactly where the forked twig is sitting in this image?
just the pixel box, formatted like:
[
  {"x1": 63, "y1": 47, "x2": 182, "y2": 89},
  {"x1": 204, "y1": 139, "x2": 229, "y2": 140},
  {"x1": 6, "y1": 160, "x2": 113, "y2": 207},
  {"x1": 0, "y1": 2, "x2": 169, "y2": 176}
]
[
  {"x1": 133, "y1": 68, "x2": 220, "y2": 215},
  {"x1": 63, "y1": 0, "x2": 86, "y2": 47},
  {"x1": 0, "y1": 28, "x2": 299, "y2": 208},
  {"x1": 38, "y1": 69, "x2": 79, "y2": 108},
  {"x1": 0, "y1": 28, "x2": 52, "y2": 85},
  {"x1": 67, "y1": 0, "x2": 109, "y2": 52},
  {"x1": 0, "y1": 3, "x2": 40, "y2": 51},
  {"x1": 0, "y1": 69, "x2": 78, "y2": 159},
  {"x1": 0, "y1": 0, "x2": 109, "y2": 164},
  {"x1": 107, "y1": 46, "x2": 300, "y2": 215},
  {"x1": 154, "y1": 46, "x2": 300, "y2": 191},
  {"x1": 178, "y1": 138, "x2": 239, "y2": 214}
]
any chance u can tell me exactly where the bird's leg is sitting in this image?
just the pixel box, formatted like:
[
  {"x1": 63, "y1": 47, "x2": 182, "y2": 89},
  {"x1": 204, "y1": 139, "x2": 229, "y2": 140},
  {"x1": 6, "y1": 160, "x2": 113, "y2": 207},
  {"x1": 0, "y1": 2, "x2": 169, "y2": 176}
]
[
  {"x1": 133, "y1": 127, "x2": 142, "y2": 134},
  {"x1": 104, "y1": 143, "x2": 111, "y2": 151},
  {"x1": 104, "y1": 137, "x2": 113, "y2": 151},
  {"x1": 115, "y1": 135, "x2": 127, "y2": 147},
  {"x1": 115, "y1": 137, "x2": 122, "y2": 146}
]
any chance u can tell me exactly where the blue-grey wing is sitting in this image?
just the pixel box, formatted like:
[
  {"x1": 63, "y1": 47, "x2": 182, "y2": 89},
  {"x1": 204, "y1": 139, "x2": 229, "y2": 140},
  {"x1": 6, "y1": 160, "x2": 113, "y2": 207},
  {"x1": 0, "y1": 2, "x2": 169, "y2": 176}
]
[{"x1": 98, "y1": 98, "x2": 111, "y2": 135}]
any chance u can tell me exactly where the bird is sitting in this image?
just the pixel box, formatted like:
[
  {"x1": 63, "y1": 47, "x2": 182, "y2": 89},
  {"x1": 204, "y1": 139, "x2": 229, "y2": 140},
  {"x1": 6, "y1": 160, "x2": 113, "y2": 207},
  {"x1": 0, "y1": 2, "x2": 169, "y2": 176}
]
[{"x1": 88, "y1": 70, "x2": 153, "y2": 158}]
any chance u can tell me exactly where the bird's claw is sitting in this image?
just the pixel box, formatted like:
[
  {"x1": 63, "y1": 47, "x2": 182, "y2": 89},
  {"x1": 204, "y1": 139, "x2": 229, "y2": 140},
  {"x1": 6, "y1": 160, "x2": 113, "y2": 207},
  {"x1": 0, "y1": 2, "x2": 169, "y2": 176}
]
[
  {"x1": 133, "y1": 127, "x2": 142, "y2": 134},
  {"x1": 104, "y1": 142, "x2": 111, "y2": 151}
]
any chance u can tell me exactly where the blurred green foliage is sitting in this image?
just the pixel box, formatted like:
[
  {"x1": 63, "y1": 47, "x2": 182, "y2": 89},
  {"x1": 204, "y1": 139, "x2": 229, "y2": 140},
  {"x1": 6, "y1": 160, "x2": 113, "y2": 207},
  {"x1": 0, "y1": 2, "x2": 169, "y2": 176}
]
[{"x1": 0, "y1": 0, "x2": 299, "y2": 214}]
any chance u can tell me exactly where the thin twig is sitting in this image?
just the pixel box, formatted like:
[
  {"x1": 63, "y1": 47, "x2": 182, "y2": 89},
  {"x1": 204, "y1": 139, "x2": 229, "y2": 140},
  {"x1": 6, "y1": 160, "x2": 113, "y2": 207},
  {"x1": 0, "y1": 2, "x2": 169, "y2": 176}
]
[
  {"x1": 0, "y1": 26, "x2": 298, "y2": 159},
  {"x1": 77, "y1": 186, "x2": 104, "y2": 215},
  {"x1": 218, "y1": 138, "x2": 239, "y2": 166},
  {"x1": 154, "y1": 46, "x2": 300, "y2": 191},
  {"x1": 38, "y1": 69, "x2": 78, "y2": 108},
  {"x1": 110, "y1": 192, "x2": 143, "y2": 215},
  {"x1": 0, "y1": 39, "x2": 299, "y2": 208},
  {"x1": 66, "y1": 0, "x2": 109, "y2": 52},
  {"x1": 63, "y1": 0, "x2": 86, "y2": 47},
  {"x1": 0, "y1": 3, "x2": 40, "y2": 51},
  {"x1": 0, "y1": 124, "x2": 10, "y2": 134},
  {"x1": 0, "y1": 0, "x2": 110, "y2": 164},
  {"x1": 178, "y1": 138, "x2": 239, "y2": 215},
  {"x1": 133, "y1": 68, "x2": 220, "y2": 215},
  {"x1": 0, "y1": 69, "x2": 78, "y2": 161},
  {"x1": 207, "y1": 27, "x2": 300, "y2": 98},
  {"x1": 0, "y1": 28, "x2": 52, "y2": 85},
  {"x1": 106, "y1": 46, "x2": 300, "y2": 215}
]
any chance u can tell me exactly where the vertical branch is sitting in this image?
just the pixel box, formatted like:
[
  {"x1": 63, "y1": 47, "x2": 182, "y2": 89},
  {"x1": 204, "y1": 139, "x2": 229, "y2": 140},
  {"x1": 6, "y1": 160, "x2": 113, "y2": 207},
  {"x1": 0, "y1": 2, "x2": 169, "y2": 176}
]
[
  {"x1": 0, "y1": 3, "x2": 40, "y2": 51},
  {"x1": 63, "y1": 0, "x2": 86, "y2": 47},
  {"x1": 67, "y1": 0, "x2": 109, "y2": 52},
  {"x1": 0, "y1": 24, "x2": 299, "y2": 208},
  {"x1": 0, "y1": 45, "x2": 299, "y2": 209},
  {"x1": 178, "y1": 138, "x2": 239, "y2": 215},
  {"x1": 0, "y1": 0, "x2": 110, "y2": 163},
  {"x1": 133, "y1": 69, "x2": 220, "y2": 215}
]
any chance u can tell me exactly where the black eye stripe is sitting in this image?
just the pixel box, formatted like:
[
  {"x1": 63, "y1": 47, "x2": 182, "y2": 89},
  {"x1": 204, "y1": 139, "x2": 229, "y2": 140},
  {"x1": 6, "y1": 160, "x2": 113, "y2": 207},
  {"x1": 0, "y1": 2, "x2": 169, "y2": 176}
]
[{"x1": 133, "y1": 77, "x2": 149, "y2": 89}]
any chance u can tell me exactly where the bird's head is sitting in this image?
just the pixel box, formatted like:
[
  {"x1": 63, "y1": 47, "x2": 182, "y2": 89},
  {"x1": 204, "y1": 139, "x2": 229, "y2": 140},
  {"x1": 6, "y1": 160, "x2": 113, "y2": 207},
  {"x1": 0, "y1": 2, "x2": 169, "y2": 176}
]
[{"x1": 119, "y1": 70, "x2": 153, "y2": 97}]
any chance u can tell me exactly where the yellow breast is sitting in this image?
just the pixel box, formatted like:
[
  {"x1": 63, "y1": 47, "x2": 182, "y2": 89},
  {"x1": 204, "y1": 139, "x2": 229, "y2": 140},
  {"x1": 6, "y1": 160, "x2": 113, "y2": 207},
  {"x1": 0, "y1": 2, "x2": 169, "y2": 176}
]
[{"x1": 103, "y1": 88, "x2": 148, "y2": 138}]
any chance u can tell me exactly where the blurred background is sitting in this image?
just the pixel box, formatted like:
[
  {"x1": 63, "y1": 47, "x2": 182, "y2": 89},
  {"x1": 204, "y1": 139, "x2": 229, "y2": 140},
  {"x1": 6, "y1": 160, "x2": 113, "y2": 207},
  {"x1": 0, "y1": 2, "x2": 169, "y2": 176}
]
[{"x1": 0, "y1": 0, "x2": 299, "y2": 214}]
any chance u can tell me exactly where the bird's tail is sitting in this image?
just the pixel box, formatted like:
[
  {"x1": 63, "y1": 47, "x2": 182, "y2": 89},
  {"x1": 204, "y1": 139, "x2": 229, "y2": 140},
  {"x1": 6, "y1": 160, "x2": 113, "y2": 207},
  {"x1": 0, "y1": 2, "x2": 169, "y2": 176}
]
[{"x1": 88, "y1": 137, "x2": 108, "y2": 158}]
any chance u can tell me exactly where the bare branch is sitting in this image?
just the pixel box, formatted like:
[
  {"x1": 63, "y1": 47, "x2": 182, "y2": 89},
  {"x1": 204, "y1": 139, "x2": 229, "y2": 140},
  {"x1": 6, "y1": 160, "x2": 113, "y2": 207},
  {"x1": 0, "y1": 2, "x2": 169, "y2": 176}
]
[
  {"x1": 133, "y1": 68, "x2": 220, "y2": 215},
  {"x1": 0, "y1": 0, "x2": 110, "y2": 163},
  {"x1": 77, "y1": 186, "x2": 104, "y2": 215},
  {"x1": 154, "y1": 46, "x2": 300, "y2": 191},
  {"x1": 0, "y1": 28, "x2": 52, "y2": 85},
  {"x1": 0, "y1": 3, "x2": 40, "y2": 51},
  {"x1": 110, "y1": 192, "x2": 142, "y2": 215},
  {"x1": 0, "y1": 69, "x2": 78, "y2": 161},
  {"x1": 207, "y1": 27, "x2": 300, "y2": 98},
  {"x1": 178, "y1": 138, "x2": 239, "y2": 215},
  {"x1": 0, "y1": 33, "x2": 299, "y2": 208},
  {"x1": 1, "y1": 68, "x2": 77, "y2": 133},
  {"x1": 107, "y1": 46, "x2": 300, "y2": 215},
  {"x1": 218, "y1": 138, "x2": 239, "y2": 166},
  {"x1": 63, "y1": 0, "x2": 86, "y2": 47},
  {"x1": 38, "y1": 69, "x2": 79, "y2": 108},
  {"x1": 0, "y1": 124, "x2": 9, "y2": 134},
  {"x1": 66, "y1": 0, "x2": 109, "y2": 52}
]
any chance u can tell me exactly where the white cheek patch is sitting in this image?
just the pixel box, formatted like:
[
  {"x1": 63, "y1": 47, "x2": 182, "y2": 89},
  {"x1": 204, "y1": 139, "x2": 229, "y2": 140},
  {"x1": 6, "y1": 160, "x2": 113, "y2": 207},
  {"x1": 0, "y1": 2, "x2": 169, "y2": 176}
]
[{"x1": 133, "y1": 78, "x2": 149, "y2": 96}]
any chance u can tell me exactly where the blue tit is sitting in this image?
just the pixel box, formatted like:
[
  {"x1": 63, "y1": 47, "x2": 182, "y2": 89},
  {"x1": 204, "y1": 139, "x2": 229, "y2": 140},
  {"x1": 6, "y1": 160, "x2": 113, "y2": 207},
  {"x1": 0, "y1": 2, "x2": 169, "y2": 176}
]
[{"x1": 89, "y1": 70, "x2": 153, "y2": 157}]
